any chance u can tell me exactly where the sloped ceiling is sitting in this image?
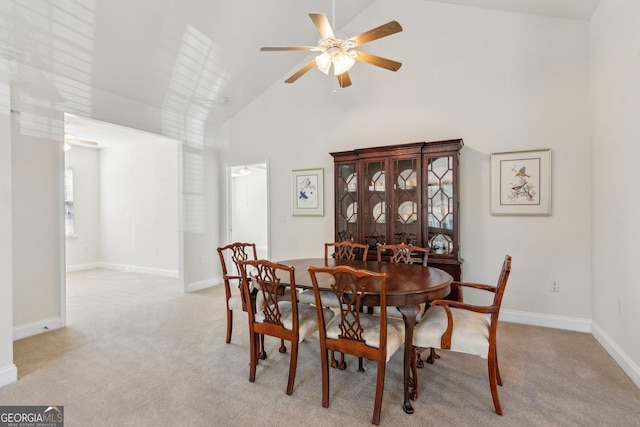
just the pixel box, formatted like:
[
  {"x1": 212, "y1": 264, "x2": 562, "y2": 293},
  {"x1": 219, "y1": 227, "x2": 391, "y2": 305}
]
[
  {"x1": 2, "y1": 0, "x2": 600, "y2": 135},
  {"x1": 429, "y1": 0, "x2": 601, "y2": 21}
]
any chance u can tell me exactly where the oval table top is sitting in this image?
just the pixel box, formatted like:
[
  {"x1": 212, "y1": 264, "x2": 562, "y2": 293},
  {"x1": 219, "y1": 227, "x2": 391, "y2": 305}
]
[{"x1": 276, "y1": 257, "x2": 453, "y2": 306}]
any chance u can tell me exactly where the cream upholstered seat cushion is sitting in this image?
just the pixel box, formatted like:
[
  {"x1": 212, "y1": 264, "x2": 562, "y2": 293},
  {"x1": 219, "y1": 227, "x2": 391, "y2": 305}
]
[
  {"x1": 227, "y1": 293, "x2": 245, "y2": 311},
  {"x1": 413, "y1": 305, "x2": 491, "y2": 359},
  {"x1": 297, "y1": 289, "x2": 340, "y2": 307},
  {"x1": 255, "y1": 288, "x2": 297, "y2": 311},
  {"x1": 255, "y1": 301, "x2": 334, "y2": 342},
  {"x1": 228, "y1": 288, "x2": 297, "y2": 312},
  {"x1": 372, "y1": 304, "x2": 426, "y2": 321},
  {"x1": 325, "y1": 313, "x2": 405, "y2": 362}
]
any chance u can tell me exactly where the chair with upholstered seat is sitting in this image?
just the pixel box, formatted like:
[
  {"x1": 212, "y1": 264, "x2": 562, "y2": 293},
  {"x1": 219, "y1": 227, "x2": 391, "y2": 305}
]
[
  {"x1": 308, "y1": 265, "x2": 405, "y2": 425},
  {"x1": 238, "y1": 259, "x2": 335, "y2": 395},
  {"x1": 217, "y1": 242, "x2": 258, "y2": 345},
  {"x1": 297, "y1": 241, "x2": 369, "y2": 309},
  {"x1": 325, "y1": 241, "x2": 369, "y2": 261},
  {"x1": 410, "y1": 255, "x2": 512, "y2": 415},
  {"x1": 377, "y1": 243, "x2": 434, "y2": 364},
  {"x1": 298, "y1": 241, "x2": 370, "y2": 369},
  {"x1": 376, "y1": 243, "x2": 429, "y2": 267},
  {"x1": 374, "y1": 244, "x2": 429, "y2": 322}
]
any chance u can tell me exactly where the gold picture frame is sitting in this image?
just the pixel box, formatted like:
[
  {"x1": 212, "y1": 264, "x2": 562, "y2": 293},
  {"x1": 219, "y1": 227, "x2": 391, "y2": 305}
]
[{"x1": 491, "y1": 149, "x2": 551, "y2": 215}]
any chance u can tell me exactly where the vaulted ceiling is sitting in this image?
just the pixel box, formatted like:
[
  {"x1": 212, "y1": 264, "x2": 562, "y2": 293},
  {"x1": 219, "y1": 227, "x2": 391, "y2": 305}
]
[{"x1": 2, "y1": 0, "x2": 600, "y2": 135}]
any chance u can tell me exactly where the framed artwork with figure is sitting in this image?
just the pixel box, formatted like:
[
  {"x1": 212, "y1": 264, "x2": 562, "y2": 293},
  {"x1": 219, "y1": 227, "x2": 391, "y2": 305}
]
[
  {"x1": 291, "y1": 168, "x2": 324, "y2": 216},
  {"x1": 491, "y1": 149, "x2": 551, "y2": 216}
]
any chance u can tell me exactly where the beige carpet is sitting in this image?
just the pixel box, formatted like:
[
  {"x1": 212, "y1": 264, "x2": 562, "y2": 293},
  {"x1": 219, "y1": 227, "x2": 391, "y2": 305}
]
[{"x1": 1, "y1": 268, "x2": 639, "y2": 426}]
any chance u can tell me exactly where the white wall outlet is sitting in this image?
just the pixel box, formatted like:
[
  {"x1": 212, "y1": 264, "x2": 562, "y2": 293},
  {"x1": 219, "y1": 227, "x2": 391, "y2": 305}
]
[
  {"x1": 199, "y1": 254, "x2": 205, "y2": 264},
  {"x1": 618, "y1": 297, "x2": 624, "y2": 315},
  {"x1": 550, "y1": 280, "x2": 560, "y2": 293}
]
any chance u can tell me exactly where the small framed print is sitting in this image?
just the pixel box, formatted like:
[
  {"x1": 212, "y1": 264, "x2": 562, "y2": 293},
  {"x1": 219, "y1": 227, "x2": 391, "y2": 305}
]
[
  {"x1": 491, "y1": 149, "x2": 551, "y2": 216},
  {"x1": 291, "y1": 168, "x2": 324, "y2": 216}
]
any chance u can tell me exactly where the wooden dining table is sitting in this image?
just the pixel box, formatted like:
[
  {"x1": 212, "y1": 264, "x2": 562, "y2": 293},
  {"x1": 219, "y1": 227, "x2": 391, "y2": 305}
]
[{"x1": 276, "y1": 257, "x2": 453, "y2": 414}]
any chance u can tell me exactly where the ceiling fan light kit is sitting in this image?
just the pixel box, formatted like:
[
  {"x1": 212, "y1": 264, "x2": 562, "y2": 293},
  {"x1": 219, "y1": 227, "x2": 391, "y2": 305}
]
[{"x1": 261, "y1": 13, "x2": 402, "y2": 88}]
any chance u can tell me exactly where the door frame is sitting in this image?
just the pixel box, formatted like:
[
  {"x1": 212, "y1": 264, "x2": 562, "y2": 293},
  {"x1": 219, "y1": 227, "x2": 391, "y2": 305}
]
[{"x1": 224, "y1": 160, "x2": 270, "y2": 259}]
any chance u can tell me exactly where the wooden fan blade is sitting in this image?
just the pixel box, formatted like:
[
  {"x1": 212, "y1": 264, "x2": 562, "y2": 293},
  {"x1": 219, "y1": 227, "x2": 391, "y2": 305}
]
[
  {"x1": 285, "y1": 60, "x2": 317, "y2": 83},
  {"x1": 353, "y1": 50, "x2": 402, "y2": 71},
  {"x1": 351, "y1": 21, "x2": 402, "y2": 47},
  {"x1": 337, "y1": 72, "x2": 352, "y2": 88},
  {"x1": 309, "y1": 13, "x2": 335, "y2": 40},
  {"x1": 260, "y1": 46, "x2": 319, "y2": 52}
]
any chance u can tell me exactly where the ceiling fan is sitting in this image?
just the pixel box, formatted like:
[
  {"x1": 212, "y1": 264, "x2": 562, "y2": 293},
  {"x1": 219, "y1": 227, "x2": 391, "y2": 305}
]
[
  {"x1": 260, "y1": 13, "x2": 402, "y2": 88},
  {"x1": 64, "y1": 133, "x2": 99, "y2": 151}
]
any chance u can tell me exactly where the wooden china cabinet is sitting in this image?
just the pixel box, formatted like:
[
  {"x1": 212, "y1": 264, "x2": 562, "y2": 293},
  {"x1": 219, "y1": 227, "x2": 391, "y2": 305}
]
[{"x1": 331, "y1": 139, "x2": 464, "y2": 289}]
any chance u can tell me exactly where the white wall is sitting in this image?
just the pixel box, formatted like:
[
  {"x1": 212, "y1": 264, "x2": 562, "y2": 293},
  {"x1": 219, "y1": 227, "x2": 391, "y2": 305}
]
[
  {"x1": 65, "y1": 135, "x2": 180, "y2": 276},
  {"x1": 222, "y1": 0, "x2": 592, "y2": 324},
  {"x1": 182, "y1": 143, "x2": 221, "y2": 291},
  {"x1": 590, "y1": 0, "x2": 640, "y2": 385},
  {"x1": 0, "y1": 58, "x2": 17, "y2": 387},
  {"x1": 11, "y1": 106, "x2": 64, "y2": 335},
  {"x1": 64, "y1": 146, "x2": 100, "y2": 268},
  {"x1": 99, "y1": 139, "x2": 179, "y2": 275}
]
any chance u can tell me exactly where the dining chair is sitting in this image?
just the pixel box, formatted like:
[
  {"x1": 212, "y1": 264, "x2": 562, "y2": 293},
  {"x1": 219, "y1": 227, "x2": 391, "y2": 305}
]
[
  {"x1": 410, "y1": 255, "x2": 512, "y2": 415},
  {"x1": 376, "y1": 243, "x2": 429, "y2": 267},
  {"x1": 376, "y1": 243, "x2": 434, "y2": 365},
  {"x1": 299, "y1": 241, "x2": 370, "y2": 370},
  {"x1": 299, "y1": 241, "x2": 370, "y2": 309},
  {"x1": 308, "y1": 265, "x2": 405, "y2": 425},
  {"x1": 325, "y1": 241, "x2": 369, "y2": 262},
  {"x1": 375, "y1": 244, "x2": 429, "y2": 324},
  {"x1": 217, "y1": 242, "x2": 258, "y2": 347},
  {"x1": 238, "y1": 259, "x2": 335, "y2": 395}
]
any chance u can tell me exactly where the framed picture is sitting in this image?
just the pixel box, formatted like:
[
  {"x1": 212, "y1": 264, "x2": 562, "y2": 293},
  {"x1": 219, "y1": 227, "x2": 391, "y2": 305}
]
[
  {"x1": 491, "y1": 149, "x2": 551, "y2": 216},
  {"x1": 291, "y1": 168, "x2": 324, "y2": 216}
]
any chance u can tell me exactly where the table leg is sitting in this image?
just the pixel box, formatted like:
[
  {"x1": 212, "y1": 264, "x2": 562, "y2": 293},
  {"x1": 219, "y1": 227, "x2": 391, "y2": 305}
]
[{"x1": 398, "y1": 304, "x2": 421, "y2": 414}]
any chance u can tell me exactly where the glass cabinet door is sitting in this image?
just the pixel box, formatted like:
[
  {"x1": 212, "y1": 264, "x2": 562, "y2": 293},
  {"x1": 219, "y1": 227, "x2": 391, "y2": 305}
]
[
  {"x1": 392, "y1": 157, "x2": 420, "y2": 245},
  {"x1": 335, "y1": 163, "x2": 359, "y2": 242},
  {"x1": 363, "y1": 160, "x2": 387, "y2": 248},
  {"x1": 426, "y1": 156, "x2": 455, "y2": 254}
]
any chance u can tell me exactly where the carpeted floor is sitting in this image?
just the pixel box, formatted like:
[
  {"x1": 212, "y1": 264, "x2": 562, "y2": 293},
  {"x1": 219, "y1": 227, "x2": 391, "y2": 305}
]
[{"x1": 1, "y1": 268, "x2": 639, "y2": 426}]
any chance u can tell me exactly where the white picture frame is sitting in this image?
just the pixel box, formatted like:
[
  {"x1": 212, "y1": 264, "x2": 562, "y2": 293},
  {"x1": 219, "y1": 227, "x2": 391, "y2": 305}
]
[
  {"x1": 491, "y1": 149, "x2": 551, "y2": 216},
  {"x1": 291, "y1": 168, "x2": 324, "y2": 216}
]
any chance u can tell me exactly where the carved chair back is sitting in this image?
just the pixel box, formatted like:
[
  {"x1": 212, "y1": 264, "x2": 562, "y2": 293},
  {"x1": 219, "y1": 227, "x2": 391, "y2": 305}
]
[
  {"x1": 324, "y1": 241, "x2": 369, "y2": 262},
  {"x1": 217, "y1": 242, "x2": 258, "y2": 311},
  {"x1": 238, "y1": 259, "x2": 299, "y2": 331},
  {"x1": 377, "y1": 243, "x2": 429, "y2": 267}
]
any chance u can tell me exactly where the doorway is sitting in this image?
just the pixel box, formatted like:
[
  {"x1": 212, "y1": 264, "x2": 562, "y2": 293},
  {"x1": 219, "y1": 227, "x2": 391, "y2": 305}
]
[
  {"x1": 227, "y1": 163, "x2": 269, "y2": 259},
  {"x1": 63, "y1": 114, "x2": 182, "y2": 325}
]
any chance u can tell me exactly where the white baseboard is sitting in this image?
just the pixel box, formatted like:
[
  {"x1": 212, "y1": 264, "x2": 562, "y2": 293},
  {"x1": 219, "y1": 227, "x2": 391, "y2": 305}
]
[
  {"x1": 66, "y1": 262, "x2": 101, "y2": 272},
  {"x1": 591, "y1": 322, "x2": 640, "y2": 389},
  {"x1": 185, "y1": 276, "x2": 222, "y2": 293},
  {"x1": 501, "y1": 309, "x2": 591, "y2": 333},
  {"x1": 0, "y1": 363, "x2": 17, "y2": 388},
  {"x1": 13, "y1": 316, "x2": 62, "y2": 341},
  {"x1": 67, "y1": 262, "x2": 179, "y2": 278}
]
